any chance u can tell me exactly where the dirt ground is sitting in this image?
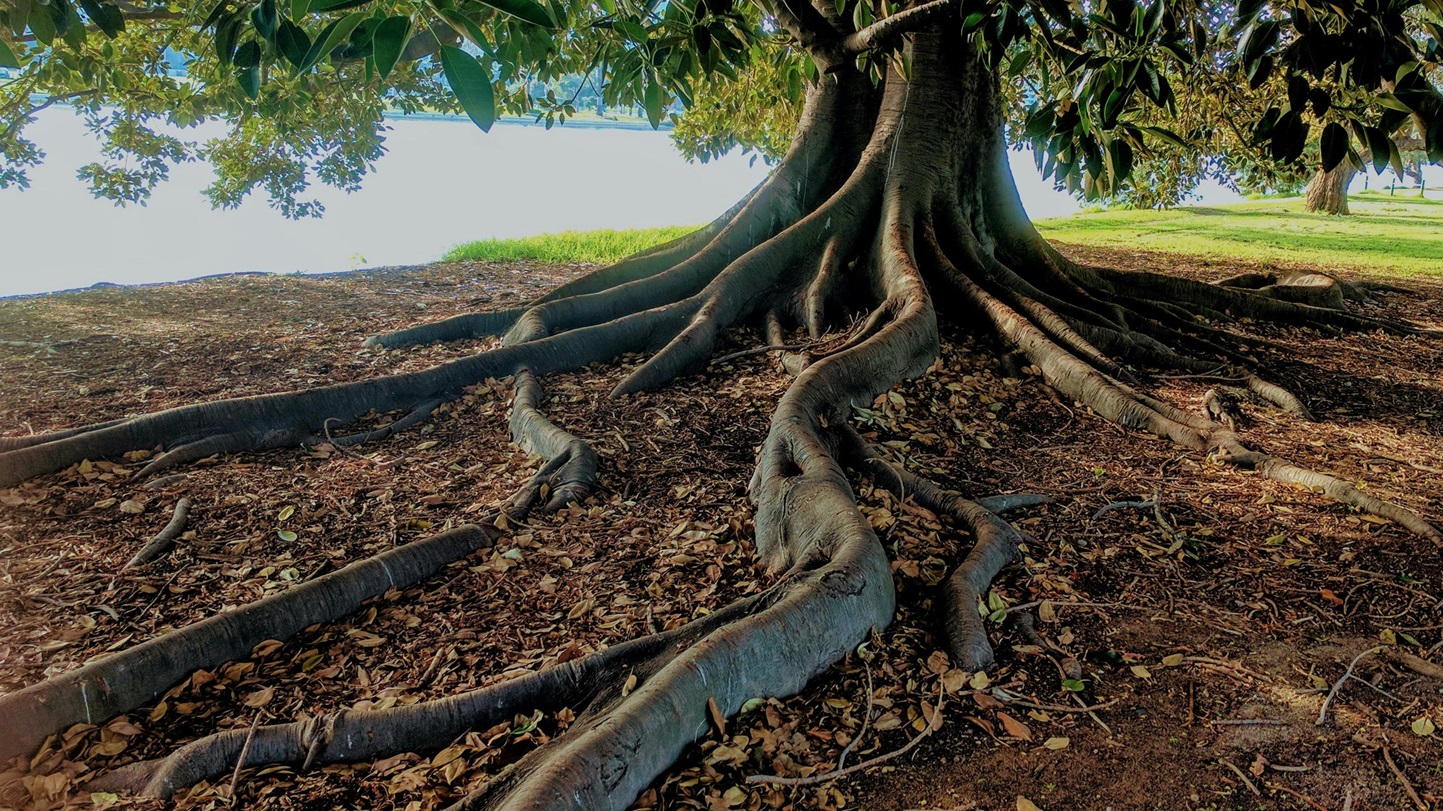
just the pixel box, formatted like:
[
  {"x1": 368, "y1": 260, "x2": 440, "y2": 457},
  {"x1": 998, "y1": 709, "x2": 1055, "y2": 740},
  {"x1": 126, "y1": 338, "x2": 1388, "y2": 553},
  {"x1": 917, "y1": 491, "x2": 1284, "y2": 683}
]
[{"x1": 0, "y1": 246, "x2": 1439, "y2": 811}]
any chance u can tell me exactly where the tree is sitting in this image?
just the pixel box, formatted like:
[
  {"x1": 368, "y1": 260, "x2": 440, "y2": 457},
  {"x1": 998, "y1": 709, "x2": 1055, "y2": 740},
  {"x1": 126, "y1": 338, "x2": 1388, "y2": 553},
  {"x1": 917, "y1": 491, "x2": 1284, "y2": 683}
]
[{"x1": 1, "y1": 0, "x2": 1442, "y2": 806}]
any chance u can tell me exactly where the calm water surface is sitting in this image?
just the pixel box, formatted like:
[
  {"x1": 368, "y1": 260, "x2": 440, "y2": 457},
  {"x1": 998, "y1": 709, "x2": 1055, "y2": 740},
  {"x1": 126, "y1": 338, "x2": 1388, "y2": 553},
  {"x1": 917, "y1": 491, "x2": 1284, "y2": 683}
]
[{"x1": 2, "y1": 110, "x2": 1105, "y2": 297}]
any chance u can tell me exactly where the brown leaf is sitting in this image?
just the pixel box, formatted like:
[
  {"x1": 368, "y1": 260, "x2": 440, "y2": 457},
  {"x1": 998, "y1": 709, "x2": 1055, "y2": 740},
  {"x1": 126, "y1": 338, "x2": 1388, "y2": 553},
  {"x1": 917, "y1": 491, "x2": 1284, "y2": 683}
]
[
  {"x1": 997, "y1": 711, "x2": 1033, "y2": 741},
  {"x1": 243, "y1": 686, "x2": 275, "y2": 708},
  {"x1": 707, "y1": 696, "x2": 726, "y2": 737}
]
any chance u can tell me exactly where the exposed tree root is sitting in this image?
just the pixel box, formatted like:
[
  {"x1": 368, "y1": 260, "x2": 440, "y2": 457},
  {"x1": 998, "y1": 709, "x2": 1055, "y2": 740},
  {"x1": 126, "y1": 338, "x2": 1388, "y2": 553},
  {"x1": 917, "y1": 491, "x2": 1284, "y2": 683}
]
[
  {"x1": 3, "y1": 22, "x2": 1440, "y2": 811},
  {"x1": 0, "y1": 523, "x2": 497, "y2": 762},
  {"x1": 124, "y1": 497, "x2": 191, "y2": 568},
  {"x1": 836, "y1": 425, "x2": 1033, "y2": 670}
]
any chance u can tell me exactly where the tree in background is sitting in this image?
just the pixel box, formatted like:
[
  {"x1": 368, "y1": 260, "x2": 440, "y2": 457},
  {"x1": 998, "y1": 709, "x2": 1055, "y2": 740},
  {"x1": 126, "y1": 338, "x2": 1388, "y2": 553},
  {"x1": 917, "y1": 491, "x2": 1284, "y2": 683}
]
[{"x1": 1, "y1": 0, "x2": 1442, "y2": 807}]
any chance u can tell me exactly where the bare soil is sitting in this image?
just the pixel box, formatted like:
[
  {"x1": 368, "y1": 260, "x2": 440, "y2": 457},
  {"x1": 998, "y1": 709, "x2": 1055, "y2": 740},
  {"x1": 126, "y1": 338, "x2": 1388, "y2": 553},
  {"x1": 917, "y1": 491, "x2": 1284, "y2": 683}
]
[{"x1": 1, "y1": 246, "x2": 1440, "y2": 811}]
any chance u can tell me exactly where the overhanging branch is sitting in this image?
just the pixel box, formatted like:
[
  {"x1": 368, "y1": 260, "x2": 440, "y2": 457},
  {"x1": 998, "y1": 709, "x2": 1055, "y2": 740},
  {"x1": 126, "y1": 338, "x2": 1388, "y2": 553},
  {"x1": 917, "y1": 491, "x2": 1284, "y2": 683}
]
[{"x1": 842, "y1": 0, "x2": 957, "y2": 54}]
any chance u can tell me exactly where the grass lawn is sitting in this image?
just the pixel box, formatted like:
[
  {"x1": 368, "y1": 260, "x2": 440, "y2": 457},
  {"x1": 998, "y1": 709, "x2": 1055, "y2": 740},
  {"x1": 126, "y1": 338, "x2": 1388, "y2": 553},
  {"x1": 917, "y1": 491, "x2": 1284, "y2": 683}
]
[
  {"x1": 1034, "y1": 191, "x2": 1443, "y2": 277},
  {"x1": 445, "y1": 226, "x2": 698, "y2": 265}
]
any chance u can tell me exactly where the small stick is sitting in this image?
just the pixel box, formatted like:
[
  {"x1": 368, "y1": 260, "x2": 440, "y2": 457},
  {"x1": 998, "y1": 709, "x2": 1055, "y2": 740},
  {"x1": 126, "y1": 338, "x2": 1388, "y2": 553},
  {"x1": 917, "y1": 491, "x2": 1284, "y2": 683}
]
[
  {"x1": 1219, "y1": 758, "x2": 1260, "y2": 796},
  {"x1": 1381, "y1": 745, "x2": 1427, "y2": 811},
  {"x1": 1002, "y1": 698, "x2": 1120, "y2": 714},
  {"x1": 125, "y1": 498, "x2": 192, "y2": 569},
  {"x1": 834, "y1": 662, "x2": 874, "y2": 772},
  {"x1": 228, "y1": 709, "x2": 266, "y2": 799},
  {"x1": 1073, "y1": 691, "x2": 1112, "y2": 735},
  {"x1": 1209, "y1": 719, "x2": 1288, "y2": 727},
  {"x1": 1388, "y1": 649, "x2": 1443, "y2": 680},
  {"x1": 711, "y1": 339, "x2": 828, "y2": 366},
  {"x1": 1317, "y1": 645, "x2": 1387, "y2": 725},
  {"x1": 1005, "y1": 599, "x2": 1127, "y2": 615},
  {"x1": 1265, "y1": 782, "x2": 1328, "y2": 811},
  {"x1": 1091, "y1": 500, "x2": 1154, "y2": 520},
  {"x1": 748, "y1": 684, "x2": 943, "y2": 787}
]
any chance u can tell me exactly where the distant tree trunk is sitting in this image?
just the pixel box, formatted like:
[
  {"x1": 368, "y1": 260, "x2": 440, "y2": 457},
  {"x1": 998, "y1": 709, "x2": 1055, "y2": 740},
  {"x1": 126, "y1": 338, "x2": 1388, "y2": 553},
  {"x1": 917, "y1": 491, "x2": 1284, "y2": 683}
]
[{"x1": 1305, "y1": 160, "x2": 1357, "y2": 215}]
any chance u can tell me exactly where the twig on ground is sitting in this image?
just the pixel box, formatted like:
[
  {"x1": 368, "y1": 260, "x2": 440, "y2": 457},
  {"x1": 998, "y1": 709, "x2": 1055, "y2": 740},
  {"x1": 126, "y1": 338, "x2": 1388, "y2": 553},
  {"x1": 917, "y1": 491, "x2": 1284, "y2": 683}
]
[
  {"x1": 1381, "y1": 743, "x2": 1427, "y2": 811},
  {"x1": 1073, "y1": 691, "x2": 1113, "y2": 735},
  {"x1": 748, "y1": 683, "x2": 943, "y2": 787},
  {"x1": 834, "y1": 661, "x2": 874, "y2": 773},
  {"x1": 228, "y1": 709, "x2": 266, "y2": 799},
  {"x1": 1265, "y1": 782, "x2": 1328, "y2": 811},
  {"x1": 1091, "y1": 499, "x2": 1154, "y2": 520},
  {"x1": 711, "y1": 340, "x2": 827, "y2": 366},
  {"x1": 1005, "y1": 599, "x2": 1127, "y2": 615},
  {"x1": 1388, "y1": 649, "x2": 1443, "y2": 680},
  {"x1": 1317, "y1": 645, "x2": 1387, "y2": 725},
  {"x1": 1001, "y1": 697, "x2": 1120, "y2": 714},
  {"x1": 1219, "y1": 758, "x2": 1260, "y2": 796},
  {"x1": 1209, "y1": 719, "x2": 1288, "y2": 727}
]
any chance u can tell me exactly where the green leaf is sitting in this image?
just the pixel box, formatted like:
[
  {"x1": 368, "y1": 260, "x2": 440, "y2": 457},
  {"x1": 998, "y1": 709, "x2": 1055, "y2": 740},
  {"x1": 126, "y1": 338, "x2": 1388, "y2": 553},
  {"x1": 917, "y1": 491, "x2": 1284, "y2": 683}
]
[
  {"x1": 1007, "y1": 48, "x2": 1032, "y2": 78},
  {"x1": 309, "y1": 0, "x2": 373, "y2": 12},
  {"x1": 1374, "y1": 92, "x2": 1412, "y2": 113},
  {"x1": 215, "y1": 14, "x2": 243, "y2": 65},
  {"x1": 1062, "y1": 678, "x2": 1086, "y2": 691},
  {"x1": 0, "y1": 38, "x2": 19, "y2": 68},
  {"x1": 277, "y1": 528, "x2": 298, "y2": 541},
  {"x1": 276, "y1": 19, "x2": 312, "y2": 67},
  {"x1": 371, "y1": 15, "x2": 410, "y2": 80},
  {"x1": 643, "y1": 77, "x2": 664, "y2": 128},
  {"x1": 439, "y1": 45, "x2": 495, "y2": 132},
  {"x1": 1319, "y1": 122, "x2": 1347, "y2": 172},
  {"x1": 250, "y1": 0, "x2": 278, "y2": 40},
  {"x1": 237, "y1": 66, "x2": 261, "y2": 98},
  {"x1": 298, "y1": 12, "x2": 363, "y2": 72},
  {"x1": 476, "y1": 0, "x2": 555, "y2": 28},
  {"x1": 1106, "y1": 137, "x2": 1133, "y2": 184},
  {"x1": 436, "y1": 8, "x2": 490, "y2": 51},
  {"x1": 1140, "y1": 124, "x2": 1188, "y2": 148},
  {"x1": 234, "y1": 38, "x2": 261, "y2": 68},
  {"x1": 77, "y1": 0, "x2": 124, "y2": 36},
  {"x1": 1428, "y1": 113, "x2": 1443, "y2": 164},
  {"x1": 1364, "y1": 125, "x2": 1391, "y2": 173}
]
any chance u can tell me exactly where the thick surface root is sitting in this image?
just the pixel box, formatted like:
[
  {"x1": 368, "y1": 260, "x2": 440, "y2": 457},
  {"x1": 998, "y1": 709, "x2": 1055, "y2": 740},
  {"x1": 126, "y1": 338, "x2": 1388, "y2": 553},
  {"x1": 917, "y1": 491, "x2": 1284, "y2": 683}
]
[
  {"x1": 0, "y1": 524, "x2": 497, "y2": 762},
  {"x1": 3, "y1": 25, "x2": 1439, "y2": 811}
]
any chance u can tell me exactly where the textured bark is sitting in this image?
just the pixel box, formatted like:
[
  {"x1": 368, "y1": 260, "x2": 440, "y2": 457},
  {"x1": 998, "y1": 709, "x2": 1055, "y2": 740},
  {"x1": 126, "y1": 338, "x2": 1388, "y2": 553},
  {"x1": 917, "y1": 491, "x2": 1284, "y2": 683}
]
[
  {"x1": 1305, "y1": 161, "x2": 1357, "y2": 215},
  {"x1": 1, "y1": 17, "x2": 1437, "y2": 811}
]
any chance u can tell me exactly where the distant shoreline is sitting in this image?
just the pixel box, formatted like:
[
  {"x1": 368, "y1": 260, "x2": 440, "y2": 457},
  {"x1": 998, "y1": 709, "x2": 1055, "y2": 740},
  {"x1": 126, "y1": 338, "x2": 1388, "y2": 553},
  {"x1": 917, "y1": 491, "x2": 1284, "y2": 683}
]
[{"x1": 385, "y1": 111, "x2": 673, "y2": 131}]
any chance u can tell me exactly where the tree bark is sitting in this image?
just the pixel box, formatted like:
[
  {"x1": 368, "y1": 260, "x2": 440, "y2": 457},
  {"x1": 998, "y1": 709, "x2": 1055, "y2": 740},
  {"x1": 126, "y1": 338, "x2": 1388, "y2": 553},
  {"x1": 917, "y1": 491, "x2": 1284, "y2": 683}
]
[
  {"x1": 1305, "y1": 160, "x2": 1357, "y2": 215},
  {"x1": 1, "y1": 17, "x2": 1437, "y2": 811}
]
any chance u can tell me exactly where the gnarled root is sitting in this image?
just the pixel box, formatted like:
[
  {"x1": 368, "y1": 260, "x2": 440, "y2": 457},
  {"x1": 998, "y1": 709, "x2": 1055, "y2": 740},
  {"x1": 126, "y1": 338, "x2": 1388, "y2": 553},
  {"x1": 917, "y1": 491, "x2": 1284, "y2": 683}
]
[{"x1": 835, "y1": 426, "x2": 1042, "y2": 670}]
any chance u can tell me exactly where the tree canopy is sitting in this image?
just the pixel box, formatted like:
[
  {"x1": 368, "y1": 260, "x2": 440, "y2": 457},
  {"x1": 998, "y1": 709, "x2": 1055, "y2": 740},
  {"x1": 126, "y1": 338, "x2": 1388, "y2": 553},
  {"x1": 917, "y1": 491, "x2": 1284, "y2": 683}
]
[{"x1": 1, "y1": 0, "x2": 1440, "y2": 212}]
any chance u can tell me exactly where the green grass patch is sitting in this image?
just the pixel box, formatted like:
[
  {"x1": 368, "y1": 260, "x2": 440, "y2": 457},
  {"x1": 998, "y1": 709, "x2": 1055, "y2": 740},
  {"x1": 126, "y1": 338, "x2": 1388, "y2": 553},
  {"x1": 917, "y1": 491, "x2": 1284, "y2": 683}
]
[
  {"x1": 1034, "y1": 194, "x2": 1443, "y2": 277},
  {"x1": 444, "y1": 226, "x2": 699, "y2": 265}
]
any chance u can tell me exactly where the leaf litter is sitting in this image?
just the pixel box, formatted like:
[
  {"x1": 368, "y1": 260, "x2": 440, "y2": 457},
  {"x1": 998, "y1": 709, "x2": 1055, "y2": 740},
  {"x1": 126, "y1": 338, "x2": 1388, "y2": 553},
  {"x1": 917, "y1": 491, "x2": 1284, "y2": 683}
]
[{"x1": 0, "y1": 249, "x2": 1440, "y2": 811}]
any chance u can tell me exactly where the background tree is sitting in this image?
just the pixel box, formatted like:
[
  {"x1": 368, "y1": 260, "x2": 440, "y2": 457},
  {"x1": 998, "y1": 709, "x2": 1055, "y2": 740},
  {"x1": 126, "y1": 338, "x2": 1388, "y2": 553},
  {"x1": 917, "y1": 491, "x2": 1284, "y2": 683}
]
[{"x1": 1, "y1": 0, "x2": 1442, "y2": 807}]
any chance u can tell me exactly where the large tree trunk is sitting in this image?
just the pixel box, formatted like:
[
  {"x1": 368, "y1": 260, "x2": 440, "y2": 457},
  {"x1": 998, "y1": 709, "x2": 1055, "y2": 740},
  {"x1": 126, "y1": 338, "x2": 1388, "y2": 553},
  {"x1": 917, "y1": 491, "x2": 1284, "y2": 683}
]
[
  {"x1": 1305, "y1": 160, "x2": 1357, "y2": 214},
  {"x1": 2, "y1": 20, "x2": 1437, "y2": 811}
]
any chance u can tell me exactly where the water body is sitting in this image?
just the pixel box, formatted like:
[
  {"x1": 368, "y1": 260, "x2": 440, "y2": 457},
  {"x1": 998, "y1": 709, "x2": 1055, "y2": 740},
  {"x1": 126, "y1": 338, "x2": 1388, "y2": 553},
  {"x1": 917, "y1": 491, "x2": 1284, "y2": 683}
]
[{"x1": 0, "y1": 109, "x2": 1227, "y2": 297}]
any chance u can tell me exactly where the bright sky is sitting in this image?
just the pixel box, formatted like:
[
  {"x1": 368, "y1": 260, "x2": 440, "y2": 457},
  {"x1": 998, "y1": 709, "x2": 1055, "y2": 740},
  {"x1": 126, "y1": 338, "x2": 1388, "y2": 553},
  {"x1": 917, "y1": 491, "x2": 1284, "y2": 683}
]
[{"x1": 0, "y1": 110, "x2": 1249, "y2": 297}]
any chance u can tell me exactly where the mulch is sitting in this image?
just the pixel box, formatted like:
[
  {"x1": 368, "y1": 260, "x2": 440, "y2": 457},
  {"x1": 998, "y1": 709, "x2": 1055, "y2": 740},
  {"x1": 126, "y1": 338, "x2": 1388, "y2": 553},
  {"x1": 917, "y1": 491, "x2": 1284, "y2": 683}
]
[{"x1": 0, "y1": 246, "x2": 1439, "y2": 811}]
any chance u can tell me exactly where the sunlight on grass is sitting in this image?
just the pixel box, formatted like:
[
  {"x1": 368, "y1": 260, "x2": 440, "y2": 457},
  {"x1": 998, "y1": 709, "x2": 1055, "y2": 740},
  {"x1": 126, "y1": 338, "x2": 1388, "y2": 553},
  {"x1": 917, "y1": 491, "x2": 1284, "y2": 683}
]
[
  {"x1": 444, "y1": 226, "x2": 699, "y2": 265},
  {"x1": 1034, "y1": 192, "x2": 1443, "y2": 277}
]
